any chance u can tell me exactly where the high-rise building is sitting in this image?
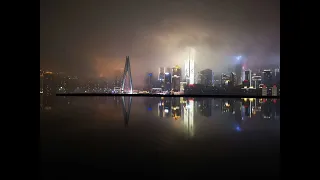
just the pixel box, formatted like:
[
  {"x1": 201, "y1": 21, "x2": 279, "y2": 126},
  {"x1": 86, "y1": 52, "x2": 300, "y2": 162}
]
[
  {"x1": 158, "y1": 67, "x2": 165, "y2": 80},
  {"x1": 243, "y1": 70, "x2": 252, "y2": 88},
  {"x1": 252, "y1": 75, "x2": 262, "y2": 89},
  {"x1": 221, "y1": 73, "x2": 230, "y2": 87},
  {"x1": 158, "y1": 67, "x2": 165, "y2": 89},
  {"x1": 199, "y1": 69, "x2": 213, "y2": 86},
  {"x1": 164, "y1": 68, "x2": 172, "y2": 91},
  {"x1": 262, "y1": 70, "x2": 273, "y2": 87},
  {"x1": 235, "y1": 56, "x2": 244, "y2": 85},
  {"x1": 229, "y1": 72, "x2": 237, "y2": 88},
  {"x1": 184, "y1": 48, "x2": 195, "y2": 85},
  {"x1": 145, "y1": 72, "x2": 153, "y2": 90},
  {"x1": 172, "y1": 65, "x2": 182, "y2": 92}
]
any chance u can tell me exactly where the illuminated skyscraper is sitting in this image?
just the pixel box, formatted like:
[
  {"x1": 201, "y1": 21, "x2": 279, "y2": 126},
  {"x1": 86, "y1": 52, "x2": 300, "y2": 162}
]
[
  {"x1": 221, "y1": 73, "x2": 230, "y2": 87},
  {"x1": 252, "y1": 75, "x2": 262, "y2": 89},
  {"x1": 243, "y1": 70, "x2": 252, "y2": 88},
  {"x1": 229, "y1": 72, "x2": 237, "y2": 87},
  {"x1": 235, "y1": 56, "x2": 244, "y2": 85},
  {"x1": 158, "y1": 67, "x2": 165, "y2": 89},
  {"x1": 145, "y1": 72, "x2": 153, "y2": 90},
  {"x1": 184, "y1": 48, "x2": 195, "y2": 85},
  {"x1": 164, "y1": 68, "x2": 172, "y2": 91},
  {"x1": 172, "y1": 65, "x2": 181, "y2": 92}
]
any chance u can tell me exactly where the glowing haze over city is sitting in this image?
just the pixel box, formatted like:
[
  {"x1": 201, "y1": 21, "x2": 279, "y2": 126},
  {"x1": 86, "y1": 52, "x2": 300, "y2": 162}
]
[{"x1": 40, "y1": 0, "x2": 279, "y2": 88}]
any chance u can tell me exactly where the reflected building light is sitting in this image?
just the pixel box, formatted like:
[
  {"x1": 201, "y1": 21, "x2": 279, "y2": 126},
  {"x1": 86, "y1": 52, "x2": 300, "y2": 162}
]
[
  {"x1": 158, "y1": 102, "x2": 163, "y2": 117},
  {"x1": 184, "y1": 100, "x2": 194, "y2": 139}
]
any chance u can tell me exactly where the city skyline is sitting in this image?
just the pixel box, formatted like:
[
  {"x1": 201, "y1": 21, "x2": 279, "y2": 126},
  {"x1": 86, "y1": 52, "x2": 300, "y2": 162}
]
[{"x1": 40, "y1": 0, "x2": 279, "y2": 87}]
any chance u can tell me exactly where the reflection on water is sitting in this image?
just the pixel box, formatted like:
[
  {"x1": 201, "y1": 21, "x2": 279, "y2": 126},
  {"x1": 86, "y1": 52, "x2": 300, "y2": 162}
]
[
  {"x1": 40, "y1": 95, "x2": 280, "y2": 177},
  {"x1": 40, "y1": 95, "x2": 280, "y2": 138},
  {"x1": 121, "y1": 96, "x2": 132, "y2": 127}
]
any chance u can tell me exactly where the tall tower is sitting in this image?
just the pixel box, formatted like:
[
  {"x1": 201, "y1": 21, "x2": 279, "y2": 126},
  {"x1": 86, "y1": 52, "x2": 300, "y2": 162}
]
[
  {"x1": 185, "y1": 48, "x2": 195, "y2": 85},
  {"x1": 121, "y1": 56, "x2": 133, "y2": 94},
  {"x1": 235, "y1": 56, "x2": 244, "y2": 85},
  {"x1": 172, "y1": 65, "x2": 182, "y2": 92},
  {"x1": 158, "y1": 67, "x2": 165, "y2": 89}
]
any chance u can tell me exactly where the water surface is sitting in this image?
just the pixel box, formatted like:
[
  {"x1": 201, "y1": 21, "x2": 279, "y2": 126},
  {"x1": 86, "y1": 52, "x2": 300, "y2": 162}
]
[{"x1": 40, "y1": 96, "x2": 280, "y2": 178}]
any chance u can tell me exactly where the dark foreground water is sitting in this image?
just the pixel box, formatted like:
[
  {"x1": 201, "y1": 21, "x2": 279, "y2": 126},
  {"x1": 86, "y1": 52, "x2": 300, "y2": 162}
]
[{"x1": 40, "y1": 96, "x2": 280, "y2": 179}]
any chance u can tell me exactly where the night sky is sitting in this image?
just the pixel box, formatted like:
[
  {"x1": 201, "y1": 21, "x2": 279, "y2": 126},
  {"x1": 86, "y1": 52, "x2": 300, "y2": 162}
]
[{"x1": 40, "y1": 0, "x2": 279, "y2": 86}]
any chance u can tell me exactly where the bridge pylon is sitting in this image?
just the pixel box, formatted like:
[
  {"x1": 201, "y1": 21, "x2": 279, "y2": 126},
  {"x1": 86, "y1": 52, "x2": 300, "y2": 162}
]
[{"x1": 121, "y1": 56, "x2": 133, "y2": 94}]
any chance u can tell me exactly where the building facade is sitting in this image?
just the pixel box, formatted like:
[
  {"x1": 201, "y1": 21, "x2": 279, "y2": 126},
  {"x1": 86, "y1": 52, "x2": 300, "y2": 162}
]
[
  {"x1": 199, "y1": 69, "x2": 213, "y2": 86},
  {"x1": 172, "y1": 65, "x2": 182, "y2": 92}
]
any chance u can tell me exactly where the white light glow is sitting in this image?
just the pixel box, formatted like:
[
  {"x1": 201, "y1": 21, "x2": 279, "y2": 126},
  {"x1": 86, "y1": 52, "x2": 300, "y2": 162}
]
[{"x1": 184, "y1": 47, "x2": 196, "y2": 85}]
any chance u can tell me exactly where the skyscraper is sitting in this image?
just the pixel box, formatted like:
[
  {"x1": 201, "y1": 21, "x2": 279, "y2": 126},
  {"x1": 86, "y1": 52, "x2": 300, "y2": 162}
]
[
  {"x1": 199, "y1": 69, "x2": 213, "y2": 86},
  {"x1": 172, "y1": 65, "x2": 181, "y2": 92},
  {"x1": 235, "y1": 56, "x2": 244, "y2": 85},
  {"x1": 252, "y1": 75, "x2": 262, "y2": 89},
  {"x1": 184, "y1": 48, "x2": 195, "y2": 85},
  {"x1": 158, "y1": 67, "x2": 165, "y2": 89},
  {"x1": 244, "y1": 70, "x2": 252, "y2": 88},
  {"x1": 262, "y1": 70, "x2": 272, "y2": 87},
  {"x1": 229, "y1": 72, "x2": 237, "y2": 88},
  {"x1": 221, "y1": 73, "x2": 230, "y2": 87},
  {"x1": 164, "y1": 68, "x2": 172, "y2": 91},
  {"x1": 145, "y1": 72, "x2": 153, "y2": 90}
]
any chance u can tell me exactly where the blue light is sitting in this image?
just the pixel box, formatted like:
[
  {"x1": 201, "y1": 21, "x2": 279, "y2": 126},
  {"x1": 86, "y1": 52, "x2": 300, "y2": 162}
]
[
  {"x1": 236, "y1": 126, "x2": 241, "y2": 132},
  {"x1": 148, "y1": 107, "x2": 152, "y2": 111},
  {"x1": 236, "y1": 56, "x2": 242, "y2": 60},
  {"x1": 148, "y1": 73, "x2": 152, "y2": 76}
]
